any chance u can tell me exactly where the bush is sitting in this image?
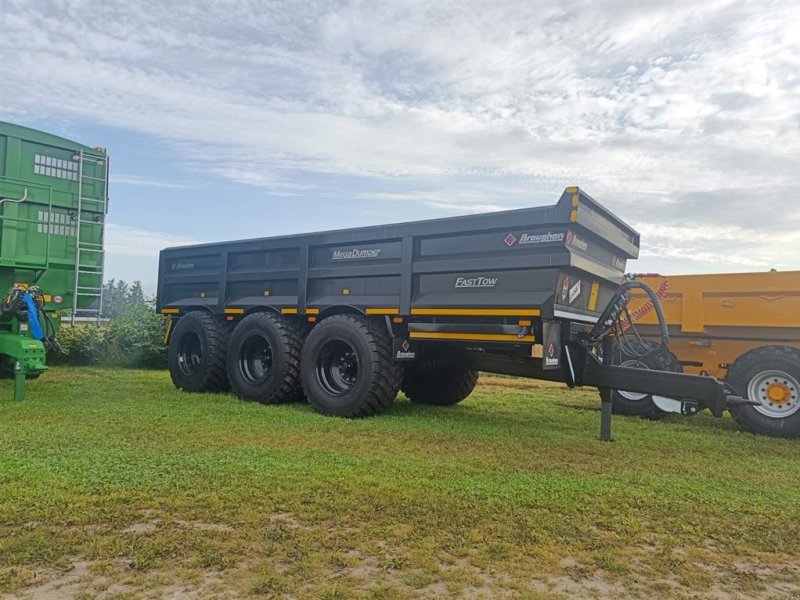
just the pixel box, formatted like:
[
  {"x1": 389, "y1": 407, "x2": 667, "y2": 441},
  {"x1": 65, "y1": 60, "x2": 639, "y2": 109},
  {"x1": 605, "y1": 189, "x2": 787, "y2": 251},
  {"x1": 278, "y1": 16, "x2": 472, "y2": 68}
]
[
  {"x1": 105, "y1": 304, "x2": 167, "y2": 368},
  {"x1": 51, "y1": 305, "x2": 166, "y2": 368},
  {"x1": 52, "y1": 322, "x2": 108, "y2": 366}
]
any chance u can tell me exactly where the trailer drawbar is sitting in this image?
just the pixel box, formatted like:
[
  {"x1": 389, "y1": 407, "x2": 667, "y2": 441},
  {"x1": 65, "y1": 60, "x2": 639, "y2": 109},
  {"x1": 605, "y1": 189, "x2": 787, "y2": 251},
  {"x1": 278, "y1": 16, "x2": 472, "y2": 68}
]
[{"x1": 157, "y1": 187, "x2": 756, "y2": 440}]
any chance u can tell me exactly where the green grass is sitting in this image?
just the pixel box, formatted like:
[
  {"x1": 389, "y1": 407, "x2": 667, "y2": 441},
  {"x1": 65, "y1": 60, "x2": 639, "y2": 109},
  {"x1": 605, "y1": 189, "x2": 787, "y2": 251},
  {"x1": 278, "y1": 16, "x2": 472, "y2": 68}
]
[{"x1": 1, "y1": 367, "x2": 799, "y2": 598}]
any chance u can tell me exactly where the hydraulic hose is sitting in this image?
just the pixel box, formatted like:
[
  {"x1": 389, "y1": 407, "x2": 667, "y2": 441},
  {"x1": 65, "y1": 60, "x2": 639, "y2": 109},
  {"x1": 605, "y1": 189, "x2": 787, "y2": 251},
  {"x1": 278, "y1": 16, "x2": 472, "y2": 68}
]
[{"x1": 585, "y1": 280, "x2": 670, "y2": 353}]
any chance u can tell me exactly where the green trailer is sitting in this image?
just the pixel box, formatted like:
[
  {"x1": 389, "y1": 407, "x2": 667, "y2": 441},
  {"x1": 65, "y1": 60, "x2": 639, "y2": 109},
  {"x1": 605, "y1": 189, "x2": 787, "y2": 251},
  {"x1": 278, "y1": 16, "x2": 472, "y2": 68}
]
[{"x1": 0, "y1": 121, "x2": 108, "y2": 398}]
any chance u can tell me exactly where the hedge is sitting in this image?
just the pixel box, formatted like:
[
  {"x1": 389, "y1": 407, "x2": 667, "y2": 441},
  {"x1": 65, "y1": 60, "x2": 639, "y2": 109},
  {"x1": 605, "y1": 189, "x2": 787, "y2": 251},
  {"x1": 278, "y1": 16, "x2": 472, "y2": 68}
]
[{"x1": 51, "y1": 304, "x2": 166, "y2": 368}]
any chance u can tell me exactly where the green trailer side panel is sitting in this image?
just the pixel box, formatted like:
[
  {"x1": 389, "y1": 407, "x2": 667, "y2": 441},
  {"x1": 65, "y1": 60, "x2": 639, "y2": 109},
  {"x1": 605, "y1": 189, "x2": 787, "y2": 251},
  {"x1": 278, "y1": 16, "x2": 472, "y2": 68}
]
[{"x1": 0, "y1": 121, "x2": 108, "y2": 310}]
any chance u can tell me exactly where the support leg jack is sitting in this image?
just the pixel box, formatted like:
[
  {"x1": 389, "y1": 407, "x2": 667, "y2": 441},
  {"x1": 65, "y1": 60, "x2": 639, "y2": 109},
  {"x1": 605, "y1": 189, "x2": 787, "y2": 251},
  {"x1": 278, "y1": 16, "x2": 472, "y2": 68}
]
[{"x1": 600, "y1": 392, "x2": 613, "y2": 442}]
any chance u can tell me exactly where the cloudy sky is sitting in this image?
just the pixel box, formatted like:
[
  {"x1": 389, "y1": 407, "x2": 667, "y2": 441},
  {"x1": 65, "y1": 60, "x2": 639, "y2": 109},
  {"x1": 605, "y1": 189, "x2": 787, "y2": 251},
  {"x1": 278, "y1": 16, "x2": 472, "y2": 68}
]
[{"x1": 2, "y1": 0, "x2": 799, "y2": 293}]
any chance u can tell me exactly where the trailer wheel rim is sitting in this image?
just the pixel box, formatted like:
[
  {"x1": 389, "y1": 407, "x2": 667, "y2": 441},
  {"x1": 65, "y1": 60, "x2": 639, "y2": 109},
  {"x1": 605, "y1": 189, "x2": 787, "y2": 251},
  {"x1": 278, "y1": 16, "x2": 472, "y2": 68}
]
[
  {"x1": 616, "y1": 359, "x2": 650, "y2": 401},
  {"x1": 316, "y1": 339, "x2": 359, "y2": 397},
  {"x1": 749, "y1": 370, "x2": 800, "y2": 418},
  {"x1": 238, "y1": 334, "x2": 274, "y2": 385},
  {"x1": 177, "y1": 331, "x2": 203, "y2": 377}
]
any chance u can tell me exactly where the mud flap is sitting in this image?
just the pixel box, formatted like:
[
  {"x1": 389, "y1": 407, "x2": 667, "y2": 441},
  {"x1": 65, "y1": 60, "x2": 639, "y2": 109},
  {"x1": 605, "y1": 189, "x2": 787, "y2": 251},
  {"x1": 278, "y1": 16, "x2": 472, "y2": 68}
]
[
  {"x1": 542, "y1": 320, "x2": 561, "y2": 371},
  {"x1": 392, "y1": 337, "x2": 416, "y2": 361}
]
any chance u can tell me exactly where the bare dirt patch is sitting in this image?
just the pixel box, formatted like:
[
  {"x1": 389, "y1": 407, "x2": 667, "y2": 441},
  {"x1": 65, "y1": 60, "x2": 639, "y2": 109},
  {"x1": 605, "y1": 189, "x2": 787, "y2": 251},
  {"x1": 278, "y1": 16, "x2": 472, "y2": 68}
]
[{"x1": 1, "y1": 558, "x2": 228, "y2": 600}]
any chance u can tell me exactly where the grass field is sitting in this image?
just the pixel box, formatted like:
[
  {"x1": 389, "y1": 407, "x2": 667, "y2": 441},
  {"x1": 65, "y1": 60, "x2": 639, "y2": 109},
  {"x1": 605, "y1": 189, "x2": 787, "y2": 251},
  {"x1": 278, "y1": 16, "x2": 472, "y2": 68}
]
[{"x1": 1, "y1": 367, "x2": 799, "y2": 599}]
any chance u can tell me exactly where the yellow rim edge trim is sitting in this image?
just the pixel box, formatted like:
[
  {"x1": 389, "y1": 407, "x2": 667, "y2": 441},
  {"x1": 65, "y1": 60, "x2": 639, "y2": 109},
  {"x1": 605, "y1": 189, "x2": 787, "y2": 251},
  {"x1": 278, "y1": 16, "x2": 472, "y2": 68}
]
[
  {"x1": 160, "y1": 308, "x2": 180, "y2": 314},
  {"x1": 224, "y1": 308, "x2": 244, "y2": 315},
  {"x1": 409, "y1": 332, "x2": 535, "y2": 343},
  {"x1": 281, "y1": 308, "x2": 298, "y2": 314},
  {"x1": 411, "y1": 308, "x2": 541, "y2": 316},
  {"x1": 366, "y1": 308, "x2": 400, "y2": 315}
]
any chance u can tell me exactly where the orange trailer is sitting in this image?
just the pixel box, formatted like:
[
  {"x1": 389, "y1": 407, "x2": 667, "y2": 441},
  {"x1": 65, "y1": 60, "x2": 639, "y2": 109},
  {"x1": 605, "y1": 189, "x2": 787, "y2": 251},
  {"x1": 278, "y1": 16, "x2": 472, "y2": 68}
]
[{"x1": 614, "y1": 271, "x2": 800, "y2": 437}]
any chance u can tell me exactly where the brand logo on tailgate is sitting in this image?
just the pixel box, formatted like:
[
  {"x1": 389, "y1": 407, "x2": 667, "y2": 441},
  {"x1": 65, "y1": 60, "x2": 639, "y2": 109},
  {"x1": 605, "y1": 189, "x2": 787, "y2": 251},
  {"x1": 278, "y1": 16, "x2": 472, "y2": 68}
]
[
  {"x1": 332, "y1": 248, "x2": 382, "y2": 260},
  {"x1": 455, "y1": 276, "x2": 498, "y2": 288},
  {"x1": 504, "y1": 233, "x2": 517, "y2": 247}
]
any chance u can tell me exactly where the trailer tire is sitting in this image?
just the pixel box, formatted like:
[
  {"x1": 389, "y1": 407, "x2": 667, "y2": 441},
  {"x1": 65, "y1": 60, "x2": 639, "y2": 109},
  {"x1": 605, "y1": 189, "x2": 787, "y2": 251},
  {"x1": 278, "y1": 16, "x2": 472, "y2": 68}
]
[
  {"x1": 726, "y1": 346, "x2": 800, "y2": 438},
  {"x1": 227, "y1": 312, "x2": 303, "y2": 404},
  {"x1": 602, "y1": 344, "x2": 682, "y2": 419},
  {"x1": 300, "y1": 314, "x2": 402, "y2": 417},
  {"x1": 0, "y1": 360, "x2": 41, "y2": 380},
  {"x1": 401, "y1": 358, "x2": 478, "y2": 406},
  {"x1": 168, "y1": 311, "x2": 230, "y2": 393}
]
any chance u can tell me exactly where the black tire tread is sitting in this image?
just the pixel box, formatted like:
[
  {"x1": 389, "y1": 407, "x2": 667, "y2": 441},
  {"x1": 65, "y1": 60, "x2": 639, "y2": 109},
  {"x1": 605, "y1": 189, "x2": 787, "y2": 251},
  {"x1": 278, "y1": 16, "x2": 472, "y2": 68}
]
[
  {"x1": 230, "y1": 312, "x2": 304, "y2": 404},
  {"x1": 169, "y1": 311, "x2": 230, "y2": 393},
  {"x1": 302, "y1": 314, "x2": 402, "y2": 418},
  {"x1": 402, "y1": 358, "x2": 479, "y2": 406}
]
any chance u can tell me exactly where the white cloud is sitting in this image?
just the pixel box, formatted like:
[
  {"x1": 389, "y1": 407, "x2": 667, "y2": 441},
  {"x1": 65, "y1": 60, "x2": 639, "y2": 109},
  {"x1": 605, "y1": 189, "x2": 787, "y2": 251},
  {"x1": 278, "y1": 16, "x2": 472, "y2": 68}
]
[
  {"x1": 635, "y1": 221, "x2": 800, "y2": 272},
  {"x1": 104, "y1": 224, "x2": 200, "y2": 258},
  {"x1": 101, "y1": 225, "x2": 202, "y2": 294},
  {"x1": 111, "y1": 174, "x2": 199, "y2": 189},
  {"x1": 1, "y1": 0, "x2": 799, "y2": 273}
]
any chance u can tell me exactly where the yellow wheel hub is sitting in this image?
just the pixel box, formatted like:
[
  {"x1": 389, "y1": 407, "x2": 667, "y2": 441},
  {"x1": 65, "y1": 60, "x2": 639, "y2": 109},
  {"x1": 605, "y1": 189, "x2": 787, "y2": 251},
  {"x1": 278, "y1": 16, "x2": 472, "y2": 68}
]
[{"x1": 767, "y1": 383, "x2": 790, "y2": 404}]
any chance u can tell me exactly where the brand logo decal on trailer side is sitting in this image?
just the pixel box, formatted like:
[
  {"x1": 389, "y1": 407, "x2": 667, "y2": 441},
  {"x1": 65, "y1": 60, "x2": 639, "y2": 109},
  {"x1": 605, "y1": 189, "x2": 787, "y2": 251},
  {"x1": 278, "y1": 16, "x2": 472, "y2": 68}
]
[
  {"x1": 455, "y1": 276, "x2": 498, "y2": 288},
  {"x1": 568, "y1": 280, "x2": 581, "y2": 304},
  {"x1": 518, "y1": 231, "x2": 565, "y2": 245},
  {"x1": 560, "y1": 277, "x2": 569, "y2": 302},
  {"x1": 332, "y1": 248, "x2": 382, "y2": 260},
  {"x1": 504, "y1": 233, "x2": 517, "y2": 247},
  {"x1": 172, "y1": 262, "x2": 195, "y2": 270}
]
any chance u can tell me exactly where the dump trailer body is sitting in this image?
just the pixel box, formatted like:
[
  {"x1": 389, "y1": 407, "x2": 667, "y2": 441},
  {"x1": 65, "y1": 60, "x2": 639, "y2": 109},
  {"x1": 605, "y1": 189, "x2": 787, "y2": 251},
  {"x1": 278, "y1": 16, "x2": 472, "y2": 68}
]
[
  {"x1": 619, "y1": 271, "x2": 800, "y2": 436},
  {"x1": 0, "y1": 121, "x2": 108, "y2": 398},
  {"x1": 158, "y1": 187, "x2": 750, "y2": 439},
  {"x1": 159, "y1": 187, "x2": 636, "y2": 326}
]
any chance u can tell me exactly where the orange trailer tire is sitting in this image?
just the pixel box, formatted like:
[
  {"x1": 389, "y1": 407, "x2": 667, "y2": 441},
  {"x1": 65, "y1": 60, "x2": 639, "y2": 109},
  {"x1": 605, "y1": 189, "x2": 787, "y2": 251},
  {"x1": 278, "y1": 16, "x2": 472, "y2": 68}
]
[{"x1": 726, "y1": 346, "x2": 800, "y2": 438}]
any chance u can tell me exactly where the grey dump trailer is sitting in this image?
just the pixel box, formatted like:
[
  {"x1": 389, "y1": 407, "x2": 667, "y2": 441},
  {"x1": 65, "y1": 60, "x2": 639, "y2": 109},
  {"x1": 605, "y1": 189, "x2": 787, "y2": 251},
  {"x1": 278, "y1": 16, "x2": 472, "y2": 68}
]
[{"x1": 157, "y1": 187, "x2": 754, "y2": 440}]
